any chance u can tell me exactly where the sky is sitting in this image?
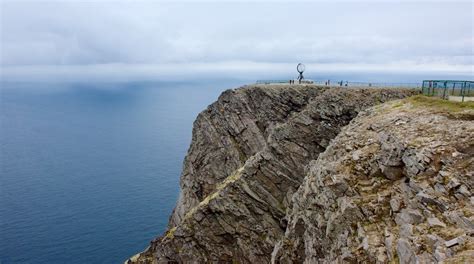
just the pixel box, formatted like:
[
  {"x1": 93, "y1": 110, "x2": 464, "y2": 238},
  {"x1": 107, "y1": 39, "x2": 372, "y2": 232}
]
[{"x1": 0, "y1": 0, "x2": 473, "y2": 82}]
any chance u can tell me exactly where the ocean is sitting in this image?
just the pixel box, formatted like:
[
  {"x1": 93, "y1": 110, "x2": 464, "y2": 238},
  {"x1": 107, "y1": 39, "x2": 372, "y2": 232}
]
[{"x1": 0, "y1": 81, "x2": 242, "y2": 264}]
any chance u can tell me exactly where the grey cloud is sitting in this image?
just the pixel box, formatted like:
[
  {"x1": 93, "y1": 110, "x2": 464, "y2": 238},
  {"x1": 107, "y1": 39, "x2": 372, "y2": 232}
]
[{"x1": 0, "y1": 1, "x2": 472, "y2": 81}]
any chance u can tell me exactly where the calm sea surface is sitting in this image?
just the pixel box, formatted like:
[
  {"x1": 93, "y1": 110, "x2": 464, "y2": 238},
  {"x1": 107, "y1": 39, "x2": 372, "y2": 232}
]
[{"x1": 0, "y1": 81, "x2": 243, "y2": 264}]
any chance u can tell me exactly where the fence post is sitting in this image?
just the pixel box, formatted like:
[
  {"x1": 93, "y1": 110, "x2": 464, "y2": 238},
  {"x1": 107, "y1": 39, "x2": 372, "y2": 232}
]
[{"x1": 442, "y1": 82, "x2": 448, "y2": 100}]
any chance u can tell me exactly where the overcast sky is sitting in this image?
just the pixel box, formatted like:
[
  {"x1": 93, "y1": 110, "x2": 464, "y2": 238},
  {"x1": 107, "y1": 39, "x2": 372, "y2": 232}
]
[{"x1": 1, "y1": 0, "x2": 472, "y2": 82}]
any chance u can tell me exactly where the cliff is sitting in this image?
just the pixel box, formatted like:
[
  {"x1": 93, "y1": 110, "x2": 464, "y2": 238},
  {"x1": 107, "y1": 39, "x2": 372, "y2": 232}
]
[
  {"x1": 127, "y1": 85, "x2": 473, "y2": 263},
  {"x1": 272, "y1": 96, "x2": 474, "y2": 263}
]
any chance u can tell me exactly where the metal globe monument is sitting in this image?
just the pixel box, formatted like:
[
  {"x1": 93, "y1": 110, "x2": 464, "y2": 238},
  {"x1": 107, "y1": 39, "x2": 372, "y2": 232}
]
[{"x1": 297, "y1": 63, "x2": 305, "y2": 83}]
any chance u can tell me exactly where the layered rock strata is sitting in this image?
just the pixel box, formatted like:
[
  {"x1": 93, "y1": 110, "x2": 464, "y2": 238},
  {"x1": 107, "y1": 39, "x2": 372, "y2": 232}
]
[{"x1": 128, "y1": 84, "x2": 421, "y2": 263}]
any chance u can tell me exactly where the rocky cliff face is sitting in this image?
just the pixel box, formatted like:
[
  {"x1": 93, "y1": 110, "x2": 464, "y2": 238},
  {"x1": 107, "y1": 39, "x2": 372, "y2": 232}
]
[
  {"x1": 272, "y1": 97, "x2": 474, "y2": 263},
  {"x1": 169, "y1": 85, "x2": 324, "y2": 227},
  {"x1": 127, "y1": 85, "x2": 472, "y2": 263}
]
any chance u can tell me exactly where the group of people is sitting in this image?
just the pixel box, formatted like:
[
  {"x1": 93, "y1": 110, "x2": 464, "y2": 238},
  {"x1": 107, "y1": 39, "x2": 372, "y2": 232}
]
[
  {"x1": 288, "y1": 79, "x2": 368, "y2": 87},
  {"x1": 324, "y1": 80, "x2": 349, "y2": 86},
  {"x1": 289, "y1": 79, "x2": 302, "y2": 84}
]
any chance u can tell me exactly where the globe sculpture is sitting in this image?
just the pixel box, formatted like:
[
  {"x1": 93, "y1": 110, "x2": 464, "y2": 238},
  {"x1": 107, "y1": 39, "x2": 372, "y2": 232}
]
[{"x1": 297, "y1": 63, "x2": 305, "y2": 82}]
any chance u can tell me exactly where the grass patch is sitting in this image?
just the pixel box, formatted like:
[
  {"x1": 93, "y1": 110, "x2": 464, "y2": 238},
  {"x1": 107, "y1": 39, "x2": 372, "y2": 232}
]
[
  {"x1": 165, "y1": 226, "x2": 177, "y2": 239},
  {"x1": 392, "y1": 101, "x2": 404, "y2": 108},
  {"x1": 405, "y1": 95, "x2": 474, "y2": 112},
  {"x1": 183, "y1": 167, "x2": 245, "y2": 221}
]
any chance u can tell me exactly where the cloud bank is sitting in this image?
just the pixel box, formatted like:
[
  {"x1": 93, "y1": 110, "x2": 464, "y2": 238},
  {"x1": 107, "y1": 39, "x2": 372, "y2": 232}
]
[{"x1": 1, "y1": 1, "x2": 472, "y2": 82}]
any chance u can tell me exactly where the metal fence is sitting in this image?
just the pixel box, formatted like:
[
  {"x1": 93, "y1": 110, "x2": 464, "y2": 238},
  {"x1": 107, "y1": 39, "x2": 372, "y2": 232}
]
[
  {"x1": 421, "y1": 80, "x2": 473, "y2": 102},
  {"x1": 256, "y1": 80, "x2": 291, "y2": 84},
  {"x1": 256, "y1": 79, "x2": 421, "y2": 88},
  {"x1": 330, "y1": 81, "x2": 420, "y2": 88}
]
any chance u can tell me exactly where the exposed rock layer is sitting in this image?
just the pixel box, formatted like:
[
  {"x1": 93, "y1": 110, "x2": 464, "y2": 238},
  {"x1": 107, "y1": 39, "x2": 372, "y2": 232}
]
[
  {"x1": 272, "y1": 97, "x2": 474, "y2": 263},
  {"x1": 170, "y1": 85, "x2": 325, "y2": 227},
  {"x1": 128, "y1": 85, "x2": 472, "y2": 263}
]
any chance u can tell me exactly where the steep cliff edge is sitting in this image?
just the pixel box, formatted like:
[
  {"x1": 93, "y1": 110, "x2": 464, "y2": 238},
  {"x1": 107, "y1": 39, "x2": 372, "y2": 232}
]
[
  {"x1": 169, "y1": 85, "x2": 325, "y2": 227},
  {"x1": 273, "y1": 96, "x2": 474, "y2": 263},
  {"x1": 127, "y1": 84, "x2": 423, "y2": 263}
]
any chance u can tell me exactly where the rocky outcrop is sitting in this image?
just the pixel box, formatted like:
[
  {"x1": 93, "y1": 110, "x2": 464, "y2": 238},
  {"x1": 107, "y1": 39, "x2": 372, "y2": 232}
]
[
  {"x1": 272, "y1": 97, "x2": 474, "y2": 263},
  {"x1": 170, "y1": 85, "x2": 325, "y2": 227},
  {"x1": 127, "y1": 84, "x2": 422, "y2": 264}
]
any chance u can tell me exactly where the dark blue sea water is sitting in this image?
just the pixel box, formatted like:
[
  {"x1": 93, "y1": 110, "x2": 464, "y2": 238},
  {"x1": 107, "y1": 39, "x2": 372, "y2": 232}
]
[{"x1": 0, "y1": 81, "x2": 242, "y2": 264}]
